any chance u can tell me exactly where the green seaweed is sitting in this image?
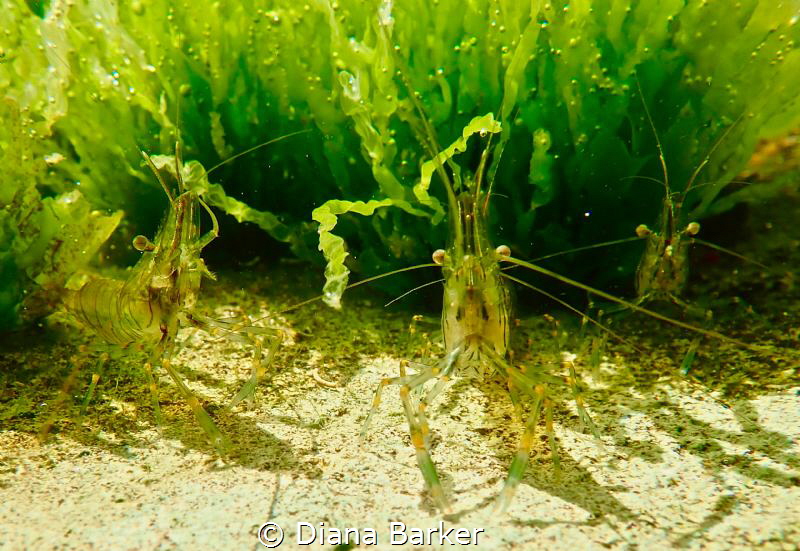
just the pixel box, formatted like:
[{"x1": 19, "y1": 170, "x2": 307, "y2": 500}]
[
  {"x1": 313, "y1": 198, "x2": 429, "y2": 308},
  {"x1": 1, "y1": 0, "x2": 799, "y2": 323},
  {"x1": 416, "y1": 113, "x2": 502, "y2": 224},
  {"x1": 0, "y1": 99, "x2": 122, "y2": 328}
]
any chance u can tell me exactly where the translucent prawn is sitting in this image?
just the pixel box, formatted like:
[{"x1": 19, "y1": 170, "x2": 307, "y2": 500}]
[
  {"x1": 358, "y1": 117, "x2": 603, "y2": 513},
  {"x1": 630, "y1": 79, "x2": 772, "y2": 313},
  {"x1": 49, "y1": 140, "x2": 284, "y2": 453},
  {"x1": 527, "y1": 79, "x2": 769, "y2": 317}
]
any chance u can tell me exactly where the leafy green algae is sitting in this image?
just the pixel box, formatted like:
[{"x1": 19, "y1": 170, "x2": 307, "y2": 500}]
[
  {"x1": 1, "y1": 0, "x2": 799, "y2": 325},
  {"x1": 0, "y1": 99, "x2": 122, "y2": 328}
]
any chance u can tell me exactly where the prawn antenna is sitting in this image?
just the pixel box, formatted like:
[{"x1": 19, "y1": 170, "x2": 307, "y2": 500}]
[
  {"x1": 140, "y1": 150, "x2": 176, "y2": 204},
  {"x1": 203, "y1": 129, "x2": 312, "y2": 178},
  {"x1": 683, "y1": 111, "x2": 746, "y2": 196},
  {"x1": 384, "y1": 278, "x2": 445, "y2": 308},
  {"x1": 635, "y1": 73, "x2": 670, "y2": 198},
  {"x1": 272, "y1": 263, "x2": 441, "y2": 317},
  {"x1": 485, "y1": 105, "x2": 519, "y2": 213}
]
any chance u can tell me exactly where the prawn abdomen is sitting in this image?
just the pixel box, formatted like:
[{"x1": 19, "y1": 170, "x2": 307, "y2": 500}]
[{"x1": 65, "y1": 278, "x2": 159, "y2": 347}]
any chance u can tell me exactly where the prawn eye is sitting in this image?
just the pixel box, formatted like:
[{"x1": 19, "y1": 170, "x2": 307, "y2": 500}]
[
  {"x1": 635, "y1": 224, "x2": 652, "y2": 238},
  {"x1": 495, "y1": 244, "x2": 511, "y2": 258},
  {"x1": 432, "y1": 249, "x2": 446, "y2": 265},
  {"x1": 133, "y1": 235, "x2": 155, "y2": 252},
  {"x1": 685, "y1": 222, "x2": 700, "y2": 236}
]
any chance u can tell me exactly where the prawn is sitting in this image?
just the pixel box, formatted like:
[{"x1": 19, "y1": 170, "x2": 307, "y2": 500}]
[
  {"x1": 46, "y1": 137, "x2": 289, "y2": 453},
  {"x1": 358, "y1": 117, "x2": 601, "y2": 513},
  {"x1": 630, "y1": 78, "x2": 770, "y2": 313},
  {"x1": 525, "y1": 77, "x2": 769, "y2": 318}
]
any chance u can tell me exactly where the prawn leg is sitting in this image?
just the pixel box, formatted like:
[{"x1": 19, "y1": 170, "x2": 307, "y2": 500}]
[
  {"x1": 481, "y1": 346, "x2": 599, "y2": 510},
  {"x1": 680, "y1": 338, "x2": 700, "y2": 376},
  {"x1": 186, "y1": 312, "x2": 282, "y2": 408},
  {"x1": 77, "y1": 352, "x2": 108, "y2": 419},
  {"x1": 39, "y1": 351, "x2": 109, "y2": 439},
  {"x1": 38, "y1": 355, "x2": 83, "y2": 442},
  {"x1": 359, "y1": 362, "x2": 437, "y2": 442},
  {"x1": 545, "y1": 399, "x2": 561, "y2": 474},
  {"x1": 78, "y1": 373, "x2": 101, "y2": 418},
  {"x1": 143, "y1": 361, "x2": 164, "y2": 427},
  {"x1": 361, "y1": 347, "x2": 462, "y2": 513},
  {"x1": 228, "y1": 331, "x2": 280, "y2": 409},
  {"x1": 496, "y1": 385, "x2": 546, "y2": 512},
  {"x1": 159, "y1": 356, "x2": 230, "y2": 454},
  {"x1": 507, "y1": 377, "x2": 524, "y2": 422},
  {"x1": 663, "y1": 291, "x2": 709, "y2": 319}
]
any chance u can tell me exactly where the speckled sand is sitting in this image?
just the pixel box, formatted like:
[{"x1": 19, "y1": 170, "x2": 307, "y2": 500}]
[{"x1": 1, "y1": 264, "x2": 798, "y2": 551}]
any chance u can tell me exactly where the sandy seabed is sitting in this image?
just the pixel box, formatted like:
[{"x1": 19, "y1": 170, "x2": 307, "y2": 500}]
[{"x1": 1, "y1": 249, "x2": 798, "y2": 551}]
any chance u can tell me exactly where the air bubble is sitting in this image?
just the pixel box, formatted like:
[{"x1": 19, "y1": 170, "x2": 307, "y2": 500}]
[
  {"x1": 339, "y1": 71, "x2": 360, "y2": 101},
  {"x1": 378, "y1": 0, "x2": 394, "y2": 27}
]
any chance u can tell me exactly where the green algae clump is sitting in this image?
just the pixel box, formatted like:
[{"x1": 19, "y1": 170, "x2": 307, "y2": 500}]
[
  {"x1": 0, "y1": 99, "x2": 121, "y2": 329},
  {"x1": 1, "y1": 0, "x2": 799, "y2": 320}
]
